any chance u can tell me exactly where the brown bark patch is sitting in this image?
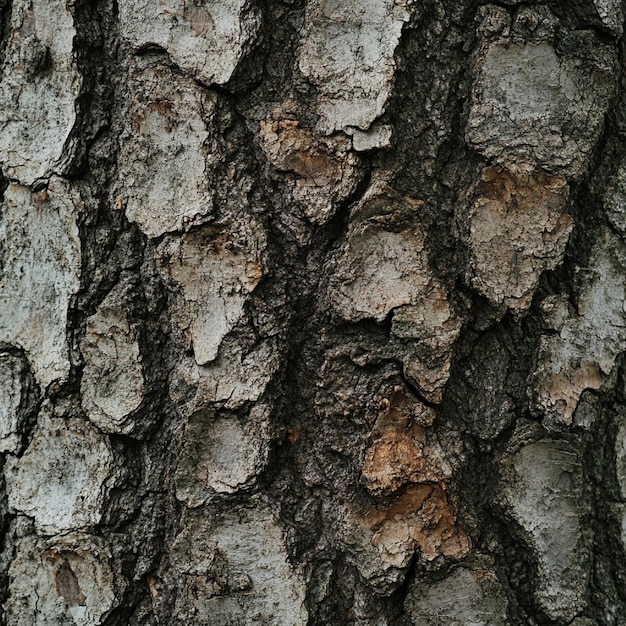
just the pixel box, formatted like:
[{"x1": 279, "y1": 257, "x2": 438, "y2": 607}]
[
  {"x1": 465, "y1": 167, "x2": 572, "y2": 310},
  {"x1": 362, "y1": 424, "x2": 451, "y2": 496},
  {"x1": 183, "y1": 5, "x2": 216, "y2": 34},
  {"x1": 260, "y1": 118, "x2": 346, "y2": 185},
  {"x1": 362, "y1": 387, "x2": 449, "y2": 496},
  {"x1": 535, "y1": 357, "x2": 603, "y2": 424},
  {"x1": 365, "y1": 484, "x2": 470, "y2": 561},
  {"x1": 53, "y1": 558, "x2": 86, "y2": 606},
  {"x1": 258, "y1": 111, "x2": 361, "y2": 224}
]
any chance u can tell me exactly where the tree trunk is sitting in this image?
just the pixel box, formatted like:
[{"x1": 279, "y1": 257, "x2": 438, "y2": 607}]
[{"x1": 0, "y1": 0, "x2": 625, "y2": 624}]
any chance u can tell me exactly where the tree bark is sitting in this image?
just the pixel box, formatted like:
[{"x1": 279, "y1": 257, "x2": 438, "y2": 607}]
[{"x1": 0, "y1": 0, "x2": 625, "y2": 624}]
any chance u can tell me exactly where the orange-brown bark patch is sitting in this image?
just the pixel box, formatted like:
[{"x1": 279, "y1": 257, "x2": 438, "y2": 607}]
[
  {"x1": 362, "y1": 424, "x2": 450, "y2": 496},
  {"x1": 259, "y1": 118, "x2": 346, "y2": 186},
  {"x1": 365, "y1": 484, "x2": 470, "y2": 561}
]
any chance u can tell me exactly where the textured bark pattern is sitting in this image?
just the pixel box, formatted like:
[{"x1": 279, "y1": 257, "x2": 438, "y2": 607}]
[{"x1": 1, "y1": 1, "x2": 626, "y2": 624}]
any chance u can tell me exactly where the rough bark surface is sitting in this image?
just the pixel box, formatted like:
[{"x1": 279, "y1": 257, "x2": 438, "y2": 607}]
[{"x1": 1, "y1": 1, "x2": 626, "y2": 624}]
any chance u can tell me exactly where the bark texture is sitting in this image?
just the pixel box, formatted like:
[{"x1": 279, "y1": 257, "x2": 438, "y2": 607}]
[{"x1": 1, "y1": 1, "x2": 626, "y2": 624}]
